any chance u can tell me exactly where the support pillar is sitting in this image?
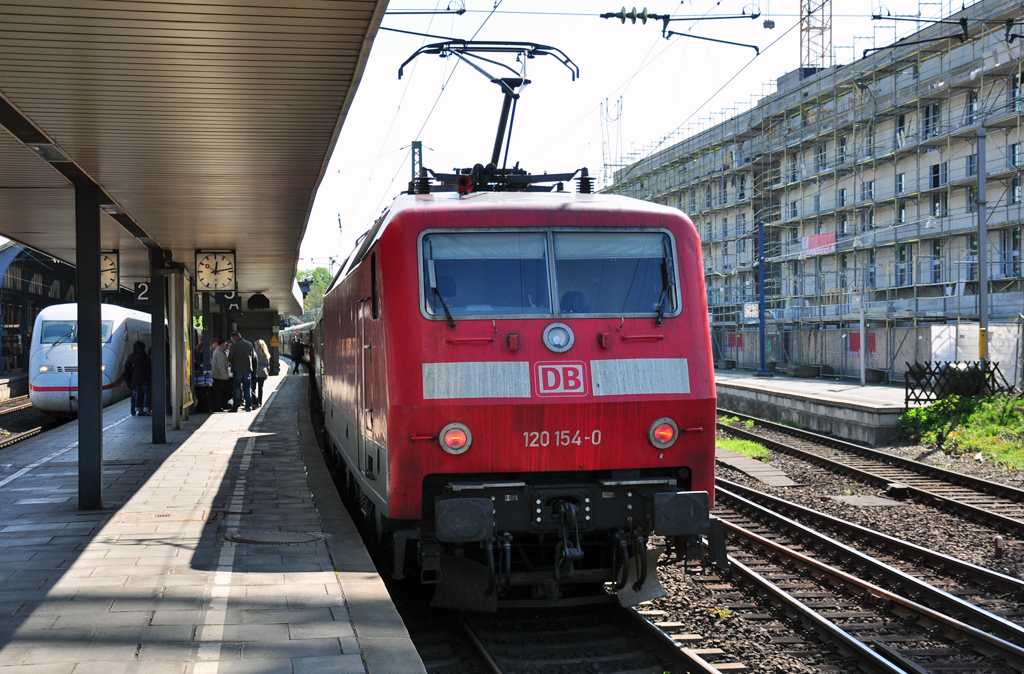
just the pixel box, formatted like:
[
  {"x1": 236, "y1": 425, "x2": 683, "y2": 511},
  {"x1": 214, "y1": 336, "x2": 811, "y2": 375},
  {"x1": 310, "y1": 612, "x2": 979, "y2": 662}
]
[
  {"x1": 75, "y1": 185, "x2": 103, "y2": 510},
  {"x1": 150, "y1": 250, "x2": 167, "y2": 444},
  {"x1": 977, "y1": 128, "x2": 989, "y2": 365}
]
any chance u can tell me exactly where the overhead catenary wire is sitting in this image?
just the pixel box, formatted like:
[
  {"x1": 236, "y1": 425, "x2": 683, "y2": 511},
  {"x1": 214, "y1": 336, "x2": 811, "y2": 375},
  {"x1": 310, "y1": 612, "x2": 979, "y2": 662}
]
[{"x1": 367, "y1": 0, "x2": 508, "y2": 217}]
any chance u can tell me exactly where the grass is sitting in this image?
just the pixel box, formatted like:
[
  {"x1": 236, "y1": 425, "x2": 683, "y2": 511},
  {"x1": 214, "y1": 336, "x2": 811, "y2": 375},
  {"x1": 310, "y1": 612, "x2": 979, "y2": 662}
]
[
  {"x1": 717, "y1": 437, "x2": 770, "y2": 462},
  {"x1": 898, "y1": 394, "x2": 1024, "y2": 470}
]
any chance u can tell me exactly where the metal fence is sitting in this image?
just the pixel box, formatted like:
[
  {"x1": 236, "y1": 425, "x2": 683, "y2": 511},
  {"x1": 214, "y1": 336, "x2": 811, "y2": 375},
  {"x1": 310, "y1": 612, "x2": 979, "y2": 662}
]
[{"x1": 904, "y1": 361, "x2": 1013, "y2": 405}]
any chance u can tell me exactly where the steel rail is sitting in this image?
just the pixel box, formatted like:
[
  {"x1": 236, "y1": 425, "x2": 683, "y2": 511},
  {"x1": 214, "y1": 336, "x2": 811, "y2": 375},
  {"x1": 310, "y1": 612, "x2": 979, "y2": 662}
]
[
  {"x1": 0, "y1": 426, "x2": 44, "y2": 450},
  {"x1": 718, "y1": 477, "x2": 1024, "y2": 596},
  {"x1": 458, "y1": 612, "x2": 504, "y2": 674},
  {"x1": 717, "y1": 408, "x2": 1024, "y2": 503},
  {"x1": 623, "y1": 608, "x2": 727, "y2": 674},
  {"x1": 717, "y1": 419, "x2": 1024, "y2": 535},
  {"x1": 725, "y1": 556, "x2": 910, "y2": 674},
  {"x1": 717, "y1": 484, "x2": 1024, "y2": 647},
  {"x1": 725, "y1": 518, "x2": 1024, "y2": 671},
  {"x1": 0, "y1": 397, "x2": 31, "y2": 416}
]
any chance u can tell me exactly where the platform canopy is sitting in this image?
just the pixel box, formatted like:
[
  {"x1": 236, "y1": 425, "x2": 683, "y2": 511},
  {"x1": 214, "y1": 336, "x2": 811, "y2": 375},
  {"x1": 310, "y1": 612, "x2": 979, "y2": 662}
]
[{"x1": 0, "y1": 1, "x2": 388, "y2": 314}]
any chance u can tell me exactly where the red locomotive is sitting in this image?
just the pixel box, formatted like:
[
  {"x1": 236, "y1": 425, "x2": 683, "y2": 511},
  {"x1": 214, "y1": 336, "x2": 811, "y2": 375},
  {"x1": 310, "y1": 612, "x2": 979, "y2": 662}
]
[{"x1": 312, "y1": 167, "x2": 727, "y2": 610}]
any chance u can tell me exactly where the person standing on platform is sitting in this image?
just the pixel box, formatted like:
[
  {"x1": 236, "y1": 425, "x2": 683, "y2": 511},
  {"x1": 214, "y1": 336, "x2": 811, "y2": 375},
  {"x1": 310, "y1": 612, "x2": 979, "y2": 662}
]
[
  {"x1": 252, "y1": 339, "x2": 270, "y2": 408},
  {"x1": 126, "y1": 341, "x2": 153, "y2": 416},
  {"x1": 123, "y1": 350, "x2": 137, "y2": 415},
  {"x1": 290, "y1": 338, "x2": 304, "y2": 374},
  {"x1": 211, "y1": 339, "x2": 230, "y2": 412},
  {"x1": 227, "y1": 331, "x2": 254, "y2": 412}
]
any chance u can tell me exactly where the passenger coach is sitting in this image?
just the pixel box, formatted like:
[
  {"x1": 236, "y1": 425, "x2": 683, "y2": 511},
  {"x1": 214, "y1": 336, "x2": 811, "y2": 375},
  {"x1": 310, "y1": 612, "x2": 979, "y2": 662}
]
[{"x1": 316, "y1": 183, "x2": 726, "y2": 610}]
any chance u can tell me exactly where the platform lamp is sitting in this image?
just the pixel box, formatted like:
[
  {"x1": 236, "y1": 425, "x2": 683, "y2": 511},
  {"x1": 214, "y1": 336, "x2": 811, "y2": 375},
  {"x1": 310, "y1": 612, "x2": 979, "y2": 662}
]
[
  {"x1": 755, "y1": 218, "x2": 773, "y2": 377},
  {"x1": 298, "y1": 279, "x2": 312, "y2": 299}
]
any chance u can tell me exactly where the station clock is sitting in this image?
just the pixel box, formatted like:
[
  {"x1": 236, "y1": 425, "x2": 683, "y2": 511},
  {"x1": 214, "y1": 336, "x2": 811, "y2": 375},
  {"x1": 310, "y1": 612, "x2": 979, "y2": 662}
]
[
  {"x1": 195, "y1": 251, "x2": 237, "y2": 291},
  {"x1": 100, "y1": 251, "x2": 120, "y2": 292}
]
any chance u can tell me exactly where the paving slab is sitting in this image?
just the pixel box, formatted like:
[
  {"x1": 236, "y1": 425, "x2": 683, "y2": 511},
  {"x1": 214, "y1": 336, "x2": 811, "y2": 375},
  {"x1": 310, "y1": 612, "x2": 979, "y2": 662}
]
[
  {"x1": 715, "y1": 448, "x2": 799, "y2": 487},
  {"x1": 0, "y1": 373, "x2": 425, "y2": 673}
]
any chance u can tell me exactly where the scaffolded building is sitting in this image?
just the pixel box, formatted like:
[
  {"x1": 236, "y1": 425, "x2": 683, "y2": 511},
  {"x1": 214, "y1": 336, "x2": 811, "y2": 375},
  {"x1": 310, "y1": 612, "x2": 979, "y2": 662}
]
[{"x1": 607, "y1": 0, "x2": 1024, "y2": 384}]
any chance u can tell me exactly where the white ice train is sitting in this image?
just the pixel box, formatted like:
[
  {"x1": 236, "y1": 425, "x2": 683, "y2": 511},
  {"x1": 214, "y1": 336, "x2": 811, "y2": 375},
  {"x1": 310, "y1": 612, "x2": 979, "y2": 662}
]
[{"x1": 29, "y1": 303, "x2": 151, "y2": 415}]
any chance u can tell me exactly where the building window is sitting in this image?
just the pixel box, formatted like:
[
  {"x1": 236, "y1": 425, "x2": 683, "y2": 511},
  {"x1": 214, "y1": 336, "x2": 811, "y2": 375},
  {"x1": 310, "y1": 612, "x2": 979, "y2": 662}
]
[
  {"x1": 704, "y1": 187, "x2": 712, "y2": 209},
  {"x1": 1012, "y1": 142, "x2": 1022, "y2": 168},
  {"x1": 738, "y1": 175, "x2": 747, "y2": 200},
  {"x1": 838, "y1": 135, "x2": 848, "y2": 164},
  {"x1": 931, "y1": 193, "x2": 948, "y2": 217},
  {"x1": 896, "y1": 114, "x2": 907, "y2": 147},
  {"x1": 738, "y1": 237, "x2": 747, "y2": 254},
  {"x1": 723, "y1": 241, "x2": 729, "y2": 256},
  {"x1": 931, "y1": 240, "x2": 942, "y2": 283},
  {"x1": 861, "y1": 207, "x2": 875, "y2": 230},
  {"x1": 838, "y1": 213, "x2": 850, "y2": 236},
  {"x1": 896, "y1": 172, "x2": 906, "y2": 194},
  {"x1": 722, "y1": 217, "x2": 729, "y2": 238},
  {"x1": 838, "y1": 187, "x2": 847, "y2": 207},
  {"x1": 1013, "y1": 176, "x2": 1022, "y2": 204},
  {"x1": 865, "y1": 129, "x2": 874, "y2": 158},
  {"x1": 813, "y1": 195, "x2": 821, "y2": 213},
  {"x1": 789, "y1": 201, "x2": 798, "y2": 219},
  {"x1": 861, "y1": 180, "x2": 875, "y2": 200},
  {"x1": 789, "y1": 155, "x2": 799, "y2": 182},
  {"x1": 896, "y1": 243, "x2": 913, "y2": 286},
  {"x1": 790, "y1": 260, "x2": 800, "y2": 295},
  {"x1": 815, "y1": 143, "x2": 827, "y2": 171},
  {"x1": 930, "y1": 162, "x2": 948, "y2": 188},
  {"x1": 967, "y1": 233, "x2": 978, "y2": 281},
  {"x1": 718, "y1": 181, "x2": 728, "y2": 205},
  {"x1": 967, "y1": 186, "x2": 979, "y2": 212},
  {"x1": 1012, "y1": 73, "x2": 1023, "y2": 113},
  {"x1": 790, "y1": 227, "x2": 799, "y2": 243},
  {"x1": 1003, "y1": 228, "x2": 1021, "y2": 277},
  {"x1": 965, "y1": 89, "x2": 978, "y2": 125},
  {"x1": 868, "y1": 249, "x2": 876, "y2": 287},
  {"x1": 923, "y1": 102, "x2": 941, "y2": 138},
  {"x1": 967, "y1": 153, "x2": 978, "y2": 177},
  {"x1": 689, "y1": 193, "x2": 697, "y2": 213},
  {"x1": 897, "y1": 201, "x2": 907, "y2": 224},
  {"x1": 738, "y1": 213, "x2": 747, "y2": 231}
]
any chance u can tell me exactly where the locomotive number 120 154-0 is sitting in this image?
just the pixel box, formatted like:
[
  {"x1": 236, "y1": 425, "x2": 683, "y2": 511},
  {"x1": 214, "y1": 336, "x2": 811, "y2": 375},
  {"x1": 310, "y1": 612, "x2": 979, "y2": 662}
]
[{"x1": 523, "y1": 430, "x2": 602, "y2": 448}]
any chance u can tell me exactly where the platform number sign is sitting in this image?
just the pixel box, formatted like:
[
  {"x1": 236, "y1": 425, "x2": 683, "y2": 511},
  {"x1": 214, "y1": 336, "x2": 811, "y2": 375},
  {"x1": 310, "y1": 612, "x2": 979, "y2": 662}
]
[
  {"x1": 216, "y1": 291, "x2": 242, "y2": 314},
  {"x1": 134, "y1": 282, "x2": 151, "y2": 306}
]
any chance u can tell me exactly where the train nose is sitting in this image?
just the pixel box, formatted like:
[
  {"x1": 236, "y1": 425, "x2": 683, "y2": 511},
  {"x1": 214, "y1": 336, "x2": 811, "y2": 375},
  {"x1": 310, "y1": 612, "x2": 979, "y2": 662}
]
[{"x1": 29, "y1": 372, "x2": 74, "y2": 415}]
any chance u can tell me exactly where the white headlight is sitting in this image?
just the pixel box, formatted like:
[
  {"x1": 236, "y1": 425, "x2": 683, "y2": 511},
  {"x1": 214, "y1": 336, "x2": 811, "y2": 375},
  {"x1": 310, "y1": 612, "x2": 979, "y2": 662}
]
[
  {"x1": 38, "y1": 365, "x2": 49, "y2": 373},
  {"x1": 543, "y1": 323, "x2": 575, "y2": 353}
]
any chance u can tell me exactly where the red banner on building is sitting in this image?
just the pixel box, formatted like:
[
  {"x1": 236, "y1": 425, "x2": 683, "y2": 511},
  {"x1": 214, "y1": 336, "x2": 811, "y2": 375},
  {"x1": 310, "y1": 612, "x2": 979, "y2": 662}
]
[{"x1": 801, "y1": 232, "x2": 836, "y2": 256}]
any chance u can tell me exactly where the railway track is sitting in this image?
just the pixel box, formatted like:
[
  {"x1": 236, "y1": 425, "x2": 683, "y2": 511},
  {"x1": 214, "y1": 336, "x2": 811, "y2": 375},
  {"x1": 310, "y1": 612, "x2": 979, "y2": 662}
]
[
  {"x1": 456, "y1": 604, "x2": 740, "y2": 674},
  {"x1": 0, "y1": 395, "x2": 31, "y2": 416},
  {"x1": 390, "y1": 570, "x2": 746, "y2": 674},
  {"x1": 716, "y1": 500, "x2": 1024, "y2": 673},
  {"x1": 716, "y1": 409, "x2": 1024, "y2": 534}
]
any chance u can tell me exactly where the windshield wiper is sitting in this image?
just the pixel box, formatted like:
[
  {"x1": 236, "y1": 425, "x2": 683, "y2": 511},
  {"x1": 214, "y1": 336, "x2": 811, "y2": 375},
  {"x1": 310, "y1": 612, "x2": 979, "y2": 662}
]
[
  {"x1": 51, "y1": 328, "x2": 76, "y2": 346},
  {"x1": 655, "y1": 244, "x2": 675, "y2": 325},
  {"x1": 427, "y1": 259, "x2": 456, "y2": 329}
]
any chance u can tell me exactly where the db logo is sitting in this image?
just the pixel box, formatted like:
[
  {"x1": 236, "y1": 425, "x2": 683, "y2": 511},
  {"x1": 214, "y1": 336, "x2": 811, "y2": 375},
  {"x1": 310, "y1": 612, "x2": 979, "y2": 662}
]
[{"x1": 535, "y1": 362, "x2": 588, "y2": 397}]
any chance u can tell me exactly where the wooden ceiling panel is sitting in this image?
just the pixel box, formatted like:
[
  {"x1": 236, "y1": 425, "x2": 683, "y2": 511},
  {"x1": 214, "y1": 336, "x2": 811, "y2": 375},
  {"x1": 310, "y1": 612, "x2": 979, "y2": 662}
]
[{"x1": 0, "y1": 0, "x2": 387, "y2": 314}]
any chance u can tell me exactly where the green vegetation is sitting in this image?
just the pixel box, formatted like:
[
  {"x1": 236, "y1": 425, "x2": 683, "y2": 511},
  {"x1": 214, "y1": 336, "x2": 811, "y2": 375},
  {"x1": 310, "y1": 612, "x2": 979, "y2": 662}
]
[
  {"x1": 720, "y1": 415, "x2": 740, "y2": 424},
  {"x1": 898, "y1": 394, "x2": 1024, "y2": 470},
  {"x1": 717, "y1": 437, "x2": 770, "y2": 462},
  {"x1": 294, "y1": 267, "x2": 332, "y2": 323},
  {"x1": 708, "y1": 607, "x2": 732, "y2": 620},
  {"x1": 743, "y1": 419, "x2": 755, "y2": 429}
]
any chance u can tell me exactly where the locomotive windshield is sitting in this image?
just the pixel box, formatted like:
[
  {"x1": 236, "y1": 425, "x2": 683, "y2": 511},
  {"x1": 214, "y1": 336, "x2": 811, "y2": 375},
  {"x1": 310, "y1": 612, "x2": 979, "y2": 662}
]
[
  {"x1": 421, "y1": 230, "x2": 677, "y2": 319},
  {"x1": 553, "y1": 232, "x2": 674, "y2": 315},
  {"x1": 423, "y1": 233, "x2": 552, "y2": 316},
  {"x1": 39, "y1": 321, "x2": 115, "y2": 344}
]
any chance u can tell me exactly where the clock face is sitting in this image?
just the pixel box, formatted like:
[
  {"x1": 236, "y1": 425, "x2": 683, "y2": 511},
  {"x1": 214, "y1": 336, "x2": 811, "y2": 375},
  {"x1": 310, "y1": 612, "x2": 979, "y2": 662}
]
[
  {"x1": 100, "y1": 253, "x2": 119, "y2": 292},
  {"x1": 196, "y1": 252, "x2": 236, "y2": 291}
]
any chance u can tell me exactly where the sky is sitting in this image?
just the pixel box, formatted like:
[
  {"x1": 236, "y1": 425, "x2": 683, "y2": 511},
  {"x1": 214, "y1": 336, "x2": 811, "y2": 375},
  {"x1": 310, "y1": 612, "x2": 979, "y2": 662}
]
[{"x1": 297, "y1": 0, "x2": 965, "y2": 272}]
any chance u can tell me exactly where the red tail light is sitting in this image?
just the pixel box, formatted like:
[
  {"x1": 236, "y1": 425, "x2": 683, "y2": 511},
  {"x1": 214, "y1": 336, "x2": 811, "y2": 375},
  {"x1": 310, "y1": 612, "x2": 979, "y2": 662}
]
[
  {"x1": 439, "y1": 422, "x2": 472, "y2": 455},
  {"x1": 648, "y1": 417, "x2": 679, "y2": 449}
]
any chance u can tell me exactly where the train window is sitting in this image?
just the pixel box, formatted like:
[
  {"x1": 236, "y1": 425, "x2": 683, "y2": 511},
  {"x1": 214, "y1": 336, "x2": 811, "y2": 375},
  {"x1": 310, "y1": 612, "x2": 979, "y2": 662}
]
[
  {"x1": 39, "y1": 321, "x2": 115, "y2": 344},
  {"x1": 553, "y1": 232, "x2": 676, "y2": 316},
  {"x1": 422, "y1": 233, "x2": 551, "y2": 316}
]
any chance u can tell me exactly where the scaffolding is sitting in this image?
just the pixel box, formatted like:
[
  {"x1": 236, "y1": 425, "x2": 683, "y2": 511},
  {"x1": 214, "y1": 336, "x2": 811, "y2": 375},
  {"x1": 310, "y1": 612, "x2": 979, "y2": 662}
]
[{"x1": 606, "y1": 0, "x2": 1024, "y2": 383}]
